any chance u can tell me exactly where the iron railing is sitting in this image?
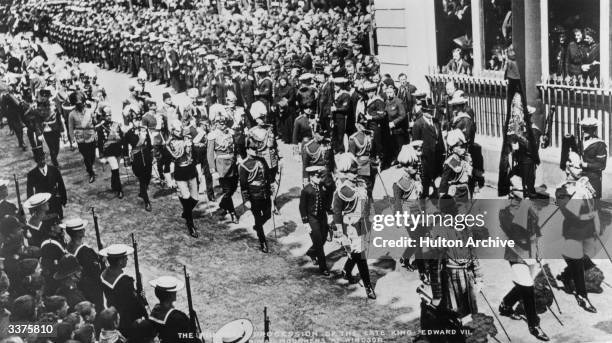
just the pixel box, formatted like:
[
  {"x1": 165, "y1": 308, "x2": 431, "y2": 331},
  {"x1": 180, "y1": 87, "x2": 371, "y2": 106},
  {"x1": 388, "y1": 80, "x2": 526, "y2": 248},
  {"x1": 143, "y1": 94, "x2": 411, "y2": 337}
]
[
  {"x1": 426, "y1": 70, "x2": 612, "y2": 156},
  {"x1": 426, "y1": 69, "x2": 507, "y2": 138},
  {"x1": 537, "y1": 74, "x2": 612, "y2": 156}
]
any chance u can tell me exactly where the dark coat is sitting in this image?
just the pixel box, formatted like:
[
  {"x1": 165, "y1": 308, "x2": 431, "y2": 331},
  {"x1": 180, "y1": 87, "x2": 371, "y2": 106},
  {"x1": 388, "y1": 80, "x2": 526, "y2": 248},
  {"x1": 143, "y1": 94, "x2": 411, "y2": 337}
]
[
  {"x1": 26, "y1": 164, "x2": 67, "y2": 216},
  {"x1": 299, "y1": 183, "x2": 327, "y2": 223},
  {"x1": 412, "y1": 116, "x2": 445, "y2": 176}
]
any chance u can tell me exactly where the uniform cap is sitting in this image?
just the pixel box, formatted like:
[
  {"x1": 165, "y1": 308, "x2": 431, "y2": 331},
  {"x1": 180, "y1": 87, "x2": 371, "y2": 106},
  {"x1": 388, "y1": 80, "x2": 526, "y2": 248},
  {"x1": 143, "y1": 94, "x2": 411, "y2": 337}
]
[
  {"x1": 213, "y1": 319, "x2": 254, "y2": 343},
  {"x1": 410, "y1": 140, "x2": 423, "y2": 148},
  {"x1": 332, "y1": 77, "x2": 348, "y2": 84},
  {"x1": 23, "y1": 193, "x2": 51, "y2": 209},
  {"x1": 305, "y1": 166, "x2": 325, "y2": 175},
  {"x1": 448, "y1": 91, "x2": 468, "y2": 105},
  {"x1": 298, "y1": 73, "x2": 314, "y2": 81},
  {"x1": 186, "y1": 88, "x2": 199, "y2": 98},
  {"x1": 580, "y1": 116, "x2": 599, "y2": 127},
  {"x1": 60, "y1": 218, "x2": 88, "y2": 234},
  {"x1": 149, "y1": 276, "x2": 184, "y2": 292},
  {"x1": 99, "y1": 244, "x2": 134, "y2": 258},
  {"x1": 254, "y1": 65, "x2": 271, "y2": 73},
  {"x1": 363, "y1": 82, "x2": 378, "y2": 92},
  {"x1": 229, "y1": 61, "x2": 243, "y2": 68},
  {"x1": 446, "y1": 129, "x2": 466, "y2": 147}
]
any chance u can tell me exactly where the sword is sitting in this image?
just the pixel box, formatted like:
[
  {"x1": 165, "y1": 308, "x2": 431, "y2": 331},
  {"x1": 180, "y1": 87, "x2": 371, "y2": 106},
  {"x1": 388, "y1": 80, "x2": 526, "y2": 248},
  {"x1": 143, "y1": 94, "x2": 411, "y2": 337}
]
[
  {"x1": 537, "y1": 260, "x2": 562, "y2": 315},
  {"x1": 595, "y1": 234, "x2": 612, "y2": 265},
  {"x1": 480, "y1": 290, "x2": 512, "y2": 342}
]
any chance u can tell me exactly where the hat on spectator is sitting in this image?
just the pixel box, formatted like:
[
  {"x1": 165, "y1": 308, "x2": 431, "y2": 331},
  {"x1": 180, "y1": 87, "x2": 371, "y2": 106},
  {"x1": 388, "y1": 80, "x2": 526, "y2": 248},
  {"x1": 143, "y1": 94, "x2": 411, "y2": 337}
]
[{"x1": 60, "y1": 218, "x2": 88, "y2": 234}]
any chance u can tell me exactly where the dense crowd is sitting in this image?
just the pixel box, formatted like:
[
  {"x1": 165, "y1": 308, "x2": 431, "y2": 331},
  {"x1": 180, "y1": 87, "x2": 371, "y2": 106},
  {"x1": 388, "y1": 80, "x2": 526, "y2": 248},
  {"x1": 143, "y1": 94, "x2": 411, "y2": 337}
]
[{"x1": 0, "y1": 0, "x2": 609, "y2": 342}]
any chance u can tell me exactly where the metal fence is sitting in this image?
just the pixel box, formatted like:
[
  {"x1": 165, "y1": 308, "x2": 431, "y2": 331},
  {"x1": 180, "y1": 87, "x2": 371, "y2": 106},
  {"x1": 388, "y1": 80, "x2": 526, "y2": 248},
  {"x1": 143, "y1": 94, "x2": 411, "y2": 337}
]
[
  {"x1": 537, "y1": 75, "x2": 612, "y2": 156},
  {"x1": 426, "y1": 71, "x2": 612, "y2": 156},
  {"x1": 425, "y1": 70, "x2": 507, "y2": 138}
]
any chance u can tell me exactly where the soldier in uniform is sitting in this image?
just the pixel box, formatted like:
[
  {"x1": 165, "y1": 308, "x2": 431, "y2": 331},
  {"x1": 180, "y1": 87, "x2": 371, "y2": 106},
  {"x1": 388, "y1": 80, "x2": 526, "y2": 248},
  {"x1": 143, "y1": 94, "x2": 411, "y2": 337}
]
[
  {"x1": 0, "y1": 77, "x2": 27, "y2": 150},
  {"x1": 98, "y1": 105, "x2": 126, "y2": 199},
  {"x1": 296, "y1": 73, "x2": 318, "y2": 118},
  {"x1": 254, "y1": 65, "x2": 273, "y2": 111},
  {"x1": 393, "y1": 143, "x2": 427, "y2": 281},
  {"x1": 300, "y1": 166, "x2": 331, "y2": 275},
  {"x1": 63, "y1": 218, "x2": 104, "y2": 313},
  {"x1": 25, "y1": 87, "x2": 63, "y2": 167},
  {"x1": 498, "y1": 176, "x2": 550, "y2": 341},
  {"x1": 317, "y1": 67, "x2": 335, "y2": 133},
  {"x1": 248, "y1": 106, "x2": 281, "y2": 210},
  {"x1": 302, "y1": 127, "x2": 335, "y2": 207},
  {"x1": 578, "y1": 117, "x2": 607, "y2": 200},
  {"x1": 347, "y1": 122, "x2": 376, "y2": 200},
  {"x1": 361, "y1": 82, "x2": 387, "y2": 168},
  {"x1": 385, "y1": 85, "x2": 408, "y2": 162},
  {"x1": 555, "y1": 152, "x2": 599, "y2": 313},
  {"x1": 38, "y1": 213, "x2": 65, "y2": 296},
  {"x1": 332, "y1": 153, "x2": 376, "y2": 299},
  {"x1": 292, "y1": 106, "x2": 313, "y2": 146},
  {"x1": 148, "y1": 276, "x2": 195, "y2": 343},
  {"x1": 167, "y1": 120, "x2": 200, "y2": 238},
  {"x1": 142, "y1": 102, "x2": 172, "y2": 188},
  {"x1": 239, "y1": 136, "x2": 273, "y2": 253},
  {"x1": 68, "y1": 91, "x2": 97, "y2": 183},
  {"x1": 226, "y1": 90, "x2": 250, "y2": 160},
  {"x1": 439, "y1": 129, "x2": 473, "y2": 200},
  {"x1": 99, "y1": 244, "x2": 148, "y2": 339},
  {"x1": 126, "y1": 111, "x2": 153, "y2": 212},
  {"x1": 26, "y1": 146, "x2": 67, "y2": 218},
  {"x1": 207, "y1": 115, "x2": 239, "y2": 224},
  {"x1": 331, "y1": 77, "x2": 351, "y2": 153}
]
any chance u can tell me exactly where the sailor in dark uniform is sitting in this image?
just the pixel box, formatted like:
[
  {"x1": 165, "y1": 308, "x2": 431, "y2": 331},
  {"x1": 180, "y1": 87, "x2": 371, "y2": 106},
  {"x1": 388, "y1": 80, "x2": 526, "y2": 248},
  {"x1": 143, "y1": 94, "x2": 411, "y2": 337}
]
[
  {"x1": 331, "y1": 77, "x2": 351, "y2": 153},
  {"x1": 578, "y1": 117, "x2": 607, "y2": 200},
  {"x1": 300, "y1": 166, "x2": 330, "y2": 275},
  {"x1": 99, "y1": 244, "x2": 148, "y2": 339},
  {"x1": 38, "y1": 213, "x2": 66, "y2": 296},
  {"x1": 239, "y1": 136, "x2": 272, "y2": 253},
  {"x1": 332, "y1": 153, "x2": 376, "y2": 299},
  {"x1": 26, "y1": 146, "x2": 67, "y2": 218},
  {"x1": 149, "y1": 276, "x2": 195, "y2": 343},
  {"x1": 64, "y1": 218, "x2": 104, "y2": 312},
  {"x1": 555, "y1": 153, "x2": 599, "y2": 313},
  {"x1": 292, "y1": 110, "x2": 313, "y2": 146},
  {"x1": 498, "y1": 176, "x2": 549, "y2": 341}
]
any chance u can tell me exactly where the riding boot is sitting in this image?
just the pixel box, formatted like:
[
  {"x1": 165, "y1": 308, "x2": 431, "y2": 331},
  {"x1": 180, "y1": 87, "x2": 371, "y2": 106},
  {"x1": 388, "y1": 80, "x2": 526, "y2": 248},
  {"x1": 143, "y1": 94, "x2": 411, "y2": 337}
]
[
  {"x1": 255, "y1": 225, "x2": 268, "y2": 253},
  {"x1": 583, "y1": 255, "x2": 596, "y2": 271}
]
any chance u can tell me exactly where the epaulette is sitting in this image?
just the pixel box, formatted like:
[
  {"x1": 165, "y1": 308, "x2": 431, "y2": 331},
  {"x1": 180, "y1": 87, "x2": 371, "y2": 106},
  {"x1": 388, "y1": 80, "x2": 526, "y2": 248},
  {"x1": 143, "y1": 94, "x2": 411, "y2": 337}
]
[{"x1": 444, "y1": 154, "x2": 462, "y2": 173}]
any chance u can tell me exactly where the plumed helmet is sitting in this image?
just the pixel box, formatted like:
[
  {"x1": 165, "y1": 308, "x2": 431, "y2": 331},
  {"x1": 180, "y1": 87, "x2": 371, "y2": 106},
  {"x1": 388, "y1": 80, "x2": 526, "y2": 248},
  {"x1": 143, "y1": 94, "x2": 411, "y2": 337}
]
[
  {"x1": 336, "y1": 153, "x2": 358, "y2": 173},
  {"x1": 446, "y1": 129, "x2": 466, "y2": 147},
  {"x1": 397, "y1": 144, "x2": 419, "y2": 166}
]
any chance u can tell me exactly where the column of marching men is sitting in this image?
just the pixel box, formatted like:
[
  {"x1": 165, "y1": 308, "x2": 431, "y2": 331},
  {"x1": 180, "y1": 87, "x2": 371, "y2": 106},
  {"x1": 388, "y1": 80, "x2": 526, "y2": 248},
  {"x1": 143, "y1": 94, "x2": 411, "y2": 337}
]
[{"x1": 0, "y1": 12, "x2": 610, "y2": 343}]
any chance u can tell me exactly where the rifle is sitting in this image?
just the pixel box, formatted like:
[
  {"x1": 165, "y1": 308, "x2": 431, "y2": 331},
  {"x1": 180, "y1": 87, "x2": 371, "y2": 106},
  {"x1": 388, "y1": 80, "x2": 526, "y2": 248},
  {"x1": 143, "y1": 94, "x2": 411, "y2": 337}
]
[
  {"x1": 13, "y1": 174, "x2": 24, "y2": 221},
  {"x1": 183, "y1": 265, "x2": 203, "y2": 342},
  {"x1": 541, "y1": 105, "x2": 556, "y2": 149},
  {"x1": 263, "y1": 306, "x2": 270, "y2": 343},
  {"x1": 90, "y1": 207, "x2": 106, "y2": 268},
  {"x1": 131, "y1": 233, "x2": 150, "y2": 316}
]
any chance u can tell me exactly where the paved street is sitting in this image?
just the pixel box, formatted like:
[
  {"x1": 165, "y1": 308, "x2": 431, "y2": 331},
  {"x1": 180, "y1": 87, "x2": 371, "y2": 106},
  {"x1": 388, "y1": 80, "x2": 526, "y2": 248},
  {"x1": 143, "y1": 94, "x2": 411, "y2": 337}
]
[{"x1": 1, "y1": 68, "x2": 612, "y2": 342}]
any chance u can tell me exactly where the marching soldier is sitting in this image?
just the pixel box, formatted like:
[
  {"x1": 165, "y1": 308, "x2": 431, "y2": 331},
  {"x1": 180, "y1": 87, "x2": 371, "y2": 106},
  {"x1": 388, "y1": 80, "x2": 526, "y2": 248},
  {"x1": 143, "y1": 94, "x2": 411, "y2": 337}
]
[
  {"x1": 239, "y1": 136, "x2": 272, "y2": 253},
  {"x1": 393, "y1": 143, "x2": 427, "y2": 280},
  {"x1": 248, "y1": 109, "x2": 280, "y2": 213},
  {"x1": 300, "y1": 166, "x2": 331, "y2": 275},
  {"x1": 126, "y1": 112, "x2": 153, "y2": 212},
  {"x1": 332, "y1": 153, "x2": 376, "y2": 299},
  {"x1": 100, "y1": 244, "x2": 148, "y2": 339},
  {"x1": 412, "y1": 101, "x2": 445, "y2": 198},
  {"x1": 98, "y1": 105, "x2": 125, "y2": 199},
  {"x1": 142, "y1": 102, "x2": 172, "y2": 188},
  {"x1": 0, "y1": 77, "x2": 27, "y2": 150},
  {"x1": 207, "y1": 115, "x2": 239, "y2": 224},
  {"x1": 68, "y1": 90, "x2": 97, "y2": 183},
  {"x1": 64, "y1": 218, "x2": 104, "y2": 313},
  {"x1": 348, "y1": 122, "x2": 376, "y2": 200},
  {"x1": 555, "y1": 152, "x2": 598, "y2": 313},
  {"x1": 302, "y1": 127, "x2": 335, "y2": 207},
  {"x1": 26, "y1": 146, "x2": 67, "y2": 218},
  {"x1": 331, "y1": 77, "x2": 351, "y2": 153},
  {"x1": 25, "y1": 87, "x2": 64, "y2": 167},
  {"x1": 439, "y1": 129, "x2": 473, "y2": 200},
  {"x1": 578, "y1": 117, "x2": 607, "y2": 200},
  {"x1": 149, "y1": 276, "x2": 195, "y2": 343},
  {"x1": 498, "y1": 176, "x2": 549, "y2": 341},
  {"x1": 167, "y1": 120, "x2": 200, "y2": 238},
  {"x1": 226, "y1": 90, "x2": 250, "y2": 160}
]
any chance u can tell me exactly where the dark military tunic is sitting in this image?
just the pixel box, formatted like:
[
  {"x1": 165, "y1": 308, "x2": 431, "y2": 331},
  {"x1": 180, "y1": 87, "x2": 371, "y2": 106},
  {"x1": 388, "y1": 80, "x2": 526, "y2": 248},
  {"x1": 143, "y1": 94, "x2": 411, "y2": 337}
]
[
  {"x1": 581, "y1": 138, "x2": 607, "y2": 199},
  {"x1": 100, "y1": 272, "x2": 148, "y2": 337},
  {"x1": 26, "y1": 164, "x2": 67, "y2": 218},
  {"x1": 149, "y1": 305, "x2": 194, "y2": 343}
]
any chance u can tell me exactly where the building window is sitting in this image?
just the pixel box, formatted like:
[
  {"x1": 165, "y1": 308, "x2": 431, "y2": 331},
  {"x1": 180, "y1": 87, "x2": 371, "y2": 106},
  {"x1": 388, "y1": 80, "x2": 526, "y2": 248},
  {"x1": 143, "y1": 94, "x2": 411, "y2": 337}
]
[
  {"x1": 434, "y1": 0, "x2": 473, "y2": 74},
  {"x1": 548, "y1": 0, "x2": 600, "y2": 81},
  {"x1": 483, "y1": 0, "x2": 511, "y2": 71}
]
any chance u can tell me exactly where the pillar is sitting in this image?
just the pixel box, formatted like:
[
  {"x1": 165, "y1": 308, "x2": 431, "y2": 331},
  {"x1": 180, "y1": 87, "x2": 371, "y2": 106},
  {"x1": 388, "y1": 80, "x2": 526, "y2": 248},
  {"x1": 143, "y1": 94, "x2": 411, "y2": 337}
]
[
  {"x1": 471, "y1": 0, "x2": 484, "y2": 75},
  {"x1": 512, "y1": 0, "x2": 542, "y2": 104}
]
